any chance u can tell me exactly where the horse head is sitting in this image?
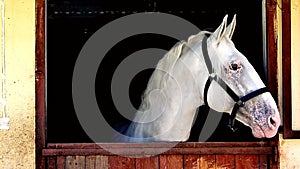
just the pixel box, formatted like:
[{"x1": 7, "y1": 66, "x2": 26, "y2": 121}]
[{"x1": 205, "y1": 15, "x2": 281, "y2": 138}]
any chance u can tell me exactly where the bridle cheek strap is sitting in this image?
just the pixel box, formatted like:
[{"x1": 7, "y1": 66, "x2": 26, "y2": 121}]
[{"x1": 202, "y1": 35, "x2": 269, "y2": 131}]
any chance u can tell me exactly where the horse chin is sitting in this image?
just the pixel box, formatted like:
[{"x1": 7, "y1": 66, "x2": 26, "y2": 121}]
[
  {"x1": 241, "y1": 118, "x2": 279, "y2": 139},
  {"x1": 251, "y1": 124, "x2": 278, "y2": 138},
  {"x1": 251, "y1": 125, "x2": 265, "y2": 138}
]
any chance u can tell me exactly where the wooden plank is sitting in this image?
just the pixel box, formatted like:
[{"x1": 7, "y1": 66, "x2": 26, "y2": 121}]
[
  {"x1": 164, "y1": 147, "x2": 272, "y2": 155},
  {"x1": 47, "y1": 157, "x2": 56, "y2": 169},
  {"x1": 66, "y1": 156, "x2": 85, "y2": 169},
  {"x1": 85, "y1": 156, "x2": 109, "y2": 169},
  {"x1": 43, "y1": 147, "x2": 273, "y2": 156},
  {"x1": 216, "y1": 155, "x2": 234, "y2": 169},
  {"x1": 199, "y1": 155, "x2": 215, "y2": 169},
  {"x1": 135, "y1": 156, "x2": 159, "y2": 169},
  {"x1": 183, "y1": 155, "x2": 200, "y2": 168},
  {"x1": 108, "y1": 156, "x2": 135, "y2": 169},
  {"x1": 266, "y1": 0, "x2": 278, "y2": 99},
  {"x1": 259, "y1": 155, "x2": 268, "y2": 169},
  {"x1": 160, "y1": 155, "x2": 183, "y2": 169},
  {"x1": 95, "y1": 156, "x2": 109, "y2": 169},
  {"x1": 35, "y1": 1, "x2": 46, "y2": 168},
  {"x1": 47, "y1": 142, "x2": 268, "y2": 149},
  {"x1": 235, "y1": 155, "x2": 259, "y2": 169},
  {"x1": 57, "y1": 156, "x2": 65, "y2": 169},
  {"x1": 86, "y1": 156, "x2": 97, "y2": 169},
  {"x1": 35, "y1": 0, "x2": 46, "y2": 168},
  {"x1": 268, "y1": 154, "x2": 279, "y2": 169}
]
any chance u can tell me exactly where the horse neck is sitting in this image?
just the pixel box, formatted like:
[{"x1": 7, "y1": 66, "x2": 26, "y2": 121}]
[{"x1": 132, "y1": 40, "x2": 209, "y2": 141}]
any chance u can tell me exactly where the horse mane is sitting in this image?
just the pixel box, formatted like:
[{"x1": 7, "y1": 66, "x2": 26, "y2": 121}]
[{"x1": 139, "y1": 31, "x2": 211, "y2": 111}]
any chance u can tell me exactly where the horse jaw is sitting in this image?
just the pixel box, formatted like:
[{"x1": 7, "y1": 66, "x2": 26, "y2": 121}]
[{"x1": 207, "y1": 80, "x2": 235, "y2": 113}]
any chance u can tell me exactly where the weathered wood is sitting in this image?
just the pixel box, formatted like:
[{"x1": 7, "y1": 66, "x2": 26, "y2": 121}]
[
  {"x1": 95, "y1": 156, "x2": 109, "y2": 169},
  {"x1": 266, "y1": 0, "x2": 278, "y2": 99},
  {"x1": 165, "y1": 147, "x2": 272, "y2": 155},
  {"x1": 108, "y1": 156, "x2": 135, "y2": 169},
  {"x1": 66, "y1": 156, "x2": 85, "y2": 169},
  {"x1": 47, "y1": 157, "x2": 56, "y2": 169},
  {"x1": 183, "y1": 155, "x2": 200, "y2": 168},
  {"x1": 44, "y1": 142, "x2": 272, "y2": 157},
  {"x1": 35, "y1": 0, "x2": 46, "y2": 168},
  {"x1": 235, "y1": 155, "x2": 259, "y2": 169},
  {"x1": 43, "y1": 142, "x2": 276, "y2": 169},
  {"x1": 268, "y1": 154, "x2": 278, "y2": 169},
  {"x1": 45, "y1": 154, "x2": 275, "y2": 169},
  {"x1": 199, "y1": 155, "x2": 215, "y2": 169},
  {"x1": 86, "y1": 156, "x2": 109, "y2": 169},
  {"x1": 57, "y1": 156, "x2": 65, "y2": 169},
  {"x1": 47, "y1": 142, "x2": 268, "y2": 149},
  {"x1": 216, "y1": 155, "x2": 235, "y2": 169},
  {"x1": 282, "y1": 0, "x2": 292, "y2": 139},
  {"x1": 86, "y1": 156, "x2": 97, "y2": 169},
  {"x1": 160, "y1": 155, "x2": 183, "y2": 169},
  {"x1": 259, "y1": 155, "x2": 268, "y2": 169},
  {"x1": 43, "y1": 147, "x2": 273, "y2": 156},
  {"x1": 135, "y1": 156, "x2": 159, "y2": 169}
]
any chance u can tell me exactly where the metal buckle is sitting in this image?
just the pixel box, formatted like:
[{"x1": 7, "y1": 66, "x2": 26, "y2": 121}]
[{"x1": 236, "y1": 100, "x2": 245, "y2": 107}]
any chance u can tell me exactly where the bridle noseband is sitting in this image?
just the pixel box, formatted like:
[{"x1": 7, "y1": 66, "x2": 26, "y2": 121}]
[{"x1": 202, "y1": 35, "x2": 268, "y2": 131}]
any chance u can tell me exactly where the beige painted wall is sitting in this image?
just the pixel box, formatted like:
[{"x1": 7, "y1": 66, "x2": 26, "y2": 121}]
[
  {"x1": 0, "y1": 0, "x2": 36, "y2": 168},
  {"x1": 280, "y1": 135, "x2": 300, "y2": 169}
]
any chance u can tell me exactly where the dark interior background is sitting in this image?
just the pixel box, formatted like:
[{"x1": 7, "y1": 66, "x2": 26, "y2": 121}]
[{"x1": 47, "y1": 0, "x2": 266, "y2": 143}]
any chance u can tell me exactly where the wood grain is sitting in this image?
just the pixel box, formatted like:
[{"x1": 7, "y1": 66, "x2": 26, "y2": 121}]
[
  {"x1": 184, "y1": 155, "x2": 200, "y2": 169},
  {"x1": 259, "y1": 155, "x2": 268, "y2": 169},
  {"x1": 136, "y1": 156, "x2": 159, "y2": 169},
  {"x1": 160, "y1": 155, "x2": 183, "y2": 169},
  {"x1": 57, "y1": 156, "x2": 65, "y2": 169},
  {"x1": 108, "y1": 156, "x2": 135, "y2": 169},
  {"x1": 66, "y1": 156, "x2": 85, "y2": 169},
  {"x1": 35, "y1": 0, "x2": 46, "y2": 168},
  {"x1": 235, "y1": 155, "x2": 259, "y2": 169},
  {"x1": 216, "y1": 155, "x2": 235, "y2": 169},
  {"x1": 95, "y1": 156, "x2": 109, "y2": 169},
  {"x1": 199, "y1": 155, "x2": 215, "y2": 169},
  {"x1": 47, "y1": 157, "x2": 56, "y2": 169}
]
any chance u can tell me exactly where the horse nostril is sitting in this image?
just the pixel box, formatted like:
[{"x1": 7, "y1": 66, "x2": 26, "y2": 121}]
[{"x1": 268, "y1": 116, "x2": 277, "y2": 128}]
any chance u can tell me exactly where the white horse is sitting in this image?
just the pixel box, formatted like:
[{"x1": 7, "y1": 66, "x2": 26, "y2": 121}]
[{"x1": 117, "y1": 15, "x2": 281, "y2": 142}]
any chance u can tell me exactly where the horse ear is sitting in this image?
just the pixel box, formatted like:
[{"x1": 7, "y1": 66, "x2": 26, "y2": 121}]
[
  {"x1": 212, "y1": 15, "x2": 228, "y2": 44},
  {"x1": 225, "y1": 14, "x2": 236, "y2": 39}
]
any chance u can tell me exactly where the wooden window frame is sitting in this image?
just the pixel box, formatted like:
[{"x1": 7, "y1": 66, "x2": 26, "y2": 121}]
[
  {"x1": 35, "y1": 0, "x2": 282, "y2": 168},
  {"x1": 282, "y1": 0, "x2": 300, "y2": 139}
]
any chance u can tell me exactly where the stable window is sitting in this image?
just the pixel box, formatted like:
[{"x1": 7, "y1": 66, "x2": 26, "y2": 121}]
[
  {"x1": 36, "y1": 0, "x2": 281, "y2": 168},
  {"x1": 46, "y1": 0, "x2": 267, "y2": 143}
]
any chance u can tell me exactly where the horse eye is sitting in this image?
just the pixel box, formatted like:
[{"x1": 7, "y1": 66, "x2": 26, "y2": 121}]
[{"x1": 230, "y1": 63, "x2": 239, "y2": 71}]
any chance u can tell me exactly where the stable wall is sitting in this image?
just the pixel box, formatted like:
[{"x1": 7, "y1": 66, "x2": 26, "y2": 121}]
[
  {"x1": 0, "y1": 0, "x2": 36, "y2": 168},
  {"x1": 280, "y1": 135, "x2": 300, "y2": 169}
]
